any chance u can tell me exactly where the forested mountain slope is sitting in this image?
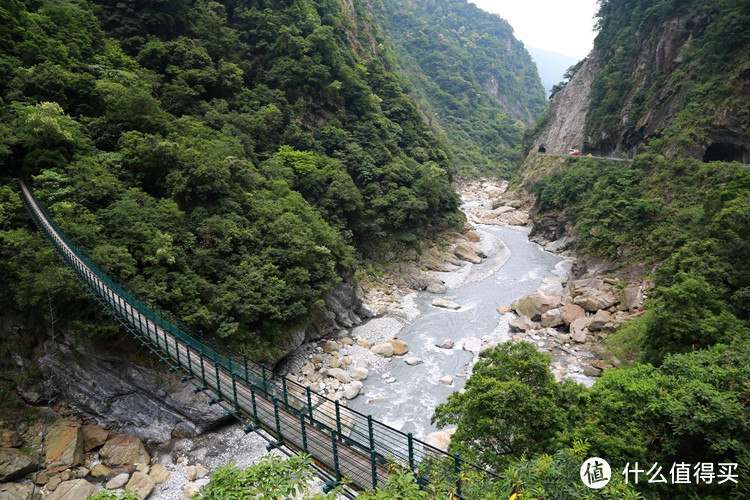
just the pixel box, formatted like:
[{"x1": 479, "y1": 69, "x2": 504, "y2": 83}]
[
  {"x1": 0, "y1": 0, "x2": 471, "y2": 360},
  {"x1": 375, "y1": 0, "x2": 547, "y2": 178},
  {"x1": 536, "y1": 0, "x2": 750, "y2": 159},
  {"x1": 464, "y1": 1, "x2": 750, "y2": 497}
]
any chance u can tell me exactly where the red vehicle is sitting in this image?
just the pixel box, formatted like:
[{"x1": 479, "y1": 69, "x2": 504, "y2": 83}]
[{"x1": 568, "y1": 148, "x2": 580, "y2": 156}]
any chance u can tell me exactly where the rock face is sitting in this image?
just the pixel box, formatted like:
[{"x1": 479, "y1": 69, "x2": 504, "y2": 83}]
[
  {"x1": 534, "y1": 52, "x2": 597, "y2": 154},
  {"x1": 0, "y1": 447, "x2": 39, "y2": 482},
  {"x1": 29, "y1": 333, "x2": 228, "y2": 444}
]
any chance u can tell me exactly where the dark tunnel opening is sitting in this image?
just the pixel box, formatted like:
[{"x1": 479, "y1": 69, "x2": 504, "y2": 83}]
[{"x1": 703, "y1": 142, "x2": 748, "y2": 163}]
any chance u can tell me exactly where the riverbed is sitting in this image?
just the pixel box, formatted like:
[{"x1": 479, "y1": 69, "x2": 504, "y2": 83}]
[{"x1": 347, "y1": 223, "x2": 572, "y2": 439}]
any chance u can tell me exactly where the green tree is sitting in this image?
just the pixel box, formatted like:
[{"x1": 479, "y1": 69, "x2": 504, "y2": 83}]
[{"x1": 432, "y1": 342, "x2": 566, "y2": 469}]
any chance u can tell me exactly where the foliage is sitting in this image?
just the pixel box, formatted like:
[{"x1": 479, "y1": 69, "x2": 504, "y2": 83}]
[
  {"x1": 432, "y1": 342, "x2": 569, "y2": 469},
  {"x1": 375, "y1": 0, "x2": 546, "y2": 178},
  {"x1": 0, "y1": 0, "x2": 499, "y2": 358},
  {"x1": 432, "y1": 339, "x2": 750, "y2": 499},
  {"x1": 531, "y1": 157, "x2": 750, "y2": 363},
  {"x1": 201, "y1": 454, "x2": 321, "y2": 500}
]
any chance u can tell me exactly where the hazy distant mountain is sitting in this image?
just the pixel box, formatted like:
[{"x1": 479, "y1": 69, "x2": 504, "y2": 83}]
[{"x1": 526, "y1": 46, "x2": 580, "y2": 97}]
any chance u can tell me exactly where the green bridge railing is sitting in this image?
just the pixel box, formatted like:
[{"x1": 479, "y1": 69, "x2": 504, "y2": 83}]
[{"x1": 19, "y1": 179, "x2": 499, "y2": 497}]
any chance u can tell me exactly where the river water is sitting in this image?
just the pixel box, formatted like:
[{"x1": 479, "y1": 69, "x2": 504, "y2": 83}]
[{"x1": 347, "y1": 224, "x2": 571, "y2": 439}]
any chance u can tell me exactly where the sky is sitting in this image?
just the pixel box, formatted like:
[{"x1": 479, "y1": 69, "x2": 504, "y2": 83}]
[{"x1": 469, "y1": 0, "x2": 600, "y2": 59}]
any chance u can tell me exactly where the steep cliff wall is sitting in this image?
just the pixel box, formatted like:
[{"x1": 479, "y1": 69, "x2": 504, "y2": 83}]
[
  {"x1": 534, "y1": 53, "x2": 597, "y2": 155},
  {"x1": 532, "y1": 0, "x2": 750, "y2": 160}
]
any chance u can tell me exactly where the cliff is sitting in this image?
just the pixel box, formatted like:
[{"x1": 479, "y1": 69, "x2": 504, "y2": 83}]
[{"x1": 532, "y1": 0, "x2": 750, "y2": 161}]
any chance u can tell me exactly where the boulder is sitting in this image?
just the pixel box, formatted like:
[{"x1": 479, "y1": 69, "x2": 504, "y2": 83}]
[
  {"x1": 540, "y1": 307, "x2": 565, "y2": 328},
  {"x1": 511, "y1": 289, "x2": 563, "y2": 320},
  {"x1": 82, "y1": 424, "x2": 109, "y2": 452},
  {"x1": 100, "y1": 434, "x2": 150, "y2": 468},
  {"x1": 573, "y1": 290, "x2": 618, "y2": 312},
  {"x1": 387, "y1": 339, "x2": 409, "y2": 356},
  {"x1": 327, "y1": 368, "x2": 351, "y2": 384},
  {"x1": 618, "y1": 285, "x2": 644, "y2": 311},
  {"x1": 436, "y1": 339, "x2": 454, "y2": 349},
  {"x1": 439, "y1": 375, "x2": 454, "y2": 385},
  {"x1": 126, "y1": 471, "x2": 155, "y2": 500},
  {"x1": 425, "y1": 427, "x2": 457, "y2": 451},
  {"x1": 496, "y1": 305, "x2": 513, "y2": 314},
  {"x1": 589, "y1": 309, "x2": 613, "y2": 331},
  {"x1": 0, "y1": 429, "x2": 22, "y2": 448},
  {"x1": 149, "y1": 464, "x2": 171, "y2": 484},
  {"x1": 46, "y1": 479, "x2": 97, "y2": 500},
  {"x1": 350, "y1": 367, "x2": 369, "y2": 381},
  {"x1": 570, "y1": 279, "x2": 618, "y2": 312},
  {"x1": 462, "y1": 337, "x2": 482, "y2": 355},
  {"x1": 44, "y1": 419, "x2": 84, "y2": 473},
  {"x1": 562, "y1": 303, "x2": 586, "y2": 326},
  {"x1": 0, "y1": 482, "x2": 42, "y2": 500},
  {"x1": 0, "y1": 447, "x2": 39, "y2": 482},
  {"x1": 356, "y1": 338, "x2": 371, "y2": 349},
  {"x1": 570, "y1": 317, "x2": 591, "y2": 343},
  {"x1": 509, "y1": 315, "x2": 537, "y2": 332},
  {"x1": 404, "y1": 357, "x2": 423, "y2": 366},
  {"x1": 89, "y1": 464, "x2": 111, "y2": 477},
  {"x1": 106, "y1": 472, "x2": 130, "y2": 489},
  {"x1": 324, "y1": 340, "x2": 339, "y2": 354},
  {"x1": 370, "y1": 343, "x2": 394, "y2": 357},
  {"x1": 432, "y1": 298, "x2": 460, "y2": 310},
  {"x1": 453, "y1": 241, "x2": 482, "y2": 264},
  {"x1": 344, "y1": 381, "x2": 363, "y2": 400},
  {"x1": 328, "y1": 357, "x2": 342, "y2": 369},
  {"x1": 184, "y1": 483, "x2": 201, "y2": 499},
  {"x1": 583, "y1": 365, "x2": 603, "y2": 377},
  {"x1": 426, "y1": 279, "x2": 447, "y2": 294}
]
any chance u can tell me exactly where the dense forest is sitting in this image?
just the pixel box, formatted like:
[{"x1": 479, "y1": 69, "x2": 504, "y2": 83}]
[
  {"x1": 375, "y1": 0, "x2": 546, "y2": 178},
  {"x1": 0, "y1": 0, "x2": 506, "y2": 360}
]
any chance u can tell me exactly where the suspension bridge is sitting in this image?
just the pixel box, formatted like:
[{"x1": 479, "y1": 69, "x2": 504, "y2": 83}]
[{"x1": 18, "y1": 179, "x2": 498, "y2": 497}]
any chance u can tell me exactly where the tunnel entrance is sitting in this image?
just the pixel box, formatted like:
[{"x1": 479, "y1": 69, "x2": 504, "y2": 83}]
[{"x1": 703, "y1": 142, "x2": 748, "y2": 163}]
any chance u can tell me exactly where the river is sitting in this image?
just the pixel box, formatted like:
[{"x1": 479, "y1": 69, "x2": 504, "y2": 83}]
[{"x1": 347, "y1": 223, "x2": 572, "y2": 440}]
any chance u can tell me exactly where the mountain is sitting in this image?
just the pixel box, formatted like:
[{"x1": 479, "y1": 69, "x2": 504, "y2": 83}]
[
  {"x1": 0, "y1": 0, "x2": 467, "y2": 361},
  {"x1": 375, "y1": 0, "x2": 547, "y2": 178},
  {"x1": 509, "y1": 2, "x2": 750, "y2": 496},
  {"x1": 526, "y1": 46, "x2": 579, "y2": 96},
  {"x1": 534, "y1": 0, "x2": 750, "y2": 160}
]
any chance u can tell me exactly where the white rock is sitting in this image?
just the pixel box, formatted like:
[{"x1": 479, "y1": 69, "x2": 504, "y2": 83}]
[
  {"x1": 350, "y1": 367, "x2": 369, "y2": 381},
  {"x1": 106, "y1": 473, "x2": 130, "y2": 489},
  {"x1": 404, "y1": 357, "x2": 423, "y2": 366},
  {"x1": 426, "y1": 427, "x2": 457, "y2": 451},
  {"x1": 439, "y1": 375, "x2": 454, "y2": 385},
  {"x1": 327, "y1": 368, "x2": 351, "y2": 383},
  {"x1": 436, "y1": 339, "x2": 454, "y2": 349},
  {"x1": 432, "y1": 298, "x2": 461, "y2": 310},
  {"x1": 344, "y1": 381, "x2": 363, "y2": 400},
  {"x1": 462, "y1": 337, "x2": 482, "y2": 355}
]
